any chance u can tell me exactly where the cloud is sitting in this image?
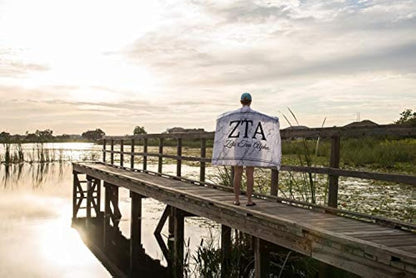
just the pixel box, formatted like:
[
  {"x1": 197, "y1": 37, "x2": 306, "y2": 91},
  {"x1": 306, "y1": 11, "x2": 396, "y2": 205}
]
[{"x1": 1, "y1": 0, "x2": 415, "y2": 133}]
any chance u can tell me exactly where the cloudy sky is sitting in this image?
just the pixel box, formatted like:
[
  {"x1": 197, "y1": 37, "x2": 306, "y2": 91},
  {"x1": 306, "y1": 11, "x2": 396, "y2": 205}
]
[{"x1": 1, "y1": 0, "x2": 415, "y2": 135}]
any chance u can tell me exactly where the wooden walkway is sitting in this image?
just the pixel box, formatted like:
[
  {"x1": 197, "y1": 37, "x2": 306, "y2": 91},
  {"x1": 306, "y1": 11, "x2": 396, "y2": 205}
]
[{"x1": 73, "y1": 162, "x2": 416, "y2": 278}]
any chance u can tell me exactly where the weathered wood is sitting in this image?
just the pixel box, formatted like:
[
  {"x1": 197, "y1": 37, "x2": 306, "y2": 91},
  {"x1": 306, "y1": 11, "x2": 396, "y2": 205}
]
[
  {"x1": 103, "y1": 182, "x2": 111, "y2": 249},
  {"x1": 158, "y1": 138, "x2": 163, "y2": 173},
  {"x1": 173, "y1": 207, "x2": 184, "y2": 278},
  {"x1": 328, "y1": 135, "x2": 340, "y2": 208},
  {"x1": 96, "y1": 162, "x2": 416, "y2": 231},
  {"x1": 86, "y1": 176, "x2": 92, "y2": 219},
  {"x1": 110, "y1": 139, "x2": 114, "y2": 165},
  {"x1": 120, "y1": 140, "x2": 124, "y2": 167},
  {"x1": 270, "y1": 169, "x2": 279, "y2": 196},
  {"x1": 96, "y1": 178, "x2": 101, "y2": 216},
  {"x1": 102, "y1": 139, "x2": 106, "y2": 163},
  {"x1": 72, "y1": 171, "x2": 78, "y2": 219},
  {"x1": 221, "y1": 225, "x2": 231, "y2": 278},
  {"x1": 177, "y1": 138, "x2": 182, "y2": 177},
  {"x1": 130, "y1": 191, "x2": 142, "y2": 277},
  {"x1": 254, "y1": 237, "x2": 269, "y2": 278},
  {"x1": 200, "y1": 138, "x2": 206, "y2": 182},
  {"x1": 73, "y1": 163, "x2": 416, "y2": 278},
  {"x1": 130, "y1": 139, "x2": 135, "y2": 170},
  {"x1": 143, "y1": 138, "x2": 148, "y2": 171},
  {"x1": 155, "y1": 205, "x2": 170, "y2": 235}
]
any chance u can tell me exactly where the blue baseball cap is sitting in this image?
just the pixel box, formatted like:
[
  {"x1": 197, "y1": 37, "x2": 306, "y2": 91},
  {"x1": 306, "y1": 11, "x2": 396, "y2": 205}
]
[{"x1": 240, "y1": 92, "x2": 252, "y2": 102}]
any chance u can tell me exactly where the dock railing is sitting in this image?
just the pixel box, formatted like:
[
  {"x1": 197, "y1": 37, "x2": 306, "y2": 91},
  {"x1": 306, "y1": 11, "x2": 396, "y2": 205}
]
[{"x1": 101, "y1": 124, "x2": 416, "y2": 231}]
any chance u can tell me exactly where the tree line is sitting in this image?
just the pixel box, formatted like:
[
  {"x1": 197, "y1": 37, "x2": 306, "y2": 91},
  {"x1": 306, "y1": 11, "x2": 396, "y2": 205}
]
[{"x1": 1, "y1": 109, "x2": 414, "y2": 143}]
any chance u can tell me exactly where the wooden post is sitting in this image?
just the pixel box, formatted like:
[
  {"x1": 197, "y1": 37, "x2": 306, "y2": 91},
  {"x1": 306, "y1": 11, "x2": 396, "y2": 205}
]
[
  {"x1": 270, "y1": 169, "x2": 279, "y2": 196},
  {"x1": 130, "y1": 191, "x2": 142, "y2": 277},
  {"x1": 254, "y1": 237, "x2": 269, "y2": 278},
  {"x1": 102, "y1": 139, "x2": 106, "y2": 163},
  {"x1": 110, "y1": 139, "x2": 114, "y2": 165},
  {"x1": 103, "y1": 182, "x2": 111, "y2": 249},
  {"x1": 200, "y1": 138, "x2": 206, "y2": 183},
  {"x1": 72, "y1": 171, "x2": 77, "y2": 219},
  {"x1": 177, "y1": 138, "x2": 182, "y2": 177},
  {"x1": 95, "y1": 178, "x2": 101, "y2": 217},
  {"x1": 158, "y1": 138, "x2": 164, "y2": 173},
  {"x1": 328, "y1": 135, "x2": 341, "y2": 208},
  {"x1": 130, "y1": 139, "x2": 135, "y2": 170},
  {"x1": 221, "y1": 225, "x2": 231, "y2": 278},
  {"x1": 173, "y1": 207, "x2": 184, "y2": 278},
  {"x1": 86, "y1": 176, "x2": 92, "y2": 220},
  {"x1": 143, "y1": 138, "x2": 148, "y2": 171},
  {"x1": 120, "y1": 139, "x2": 124, "y2": 167},
  {"x1": 168, "y1": 205, "x2": 174, "y2": 272}
]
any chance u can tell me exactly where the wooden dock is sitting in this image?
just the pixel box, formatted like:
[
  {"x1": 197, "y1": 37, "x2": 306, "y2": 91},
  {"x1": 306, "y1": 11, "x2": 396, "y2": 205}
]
[{"x1": 71, "y1": 125, "x2": 416, "y2": 278}]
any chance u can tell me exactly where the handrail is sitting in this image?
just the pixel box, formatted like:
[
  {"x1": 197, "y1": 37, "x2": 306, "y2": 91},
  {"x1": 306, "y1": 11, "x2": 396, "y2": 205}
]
[
  {"x1": 102, "y1": 124, "x2": 416, "y2": 141},
  {"x1": 100, "y1": 123, "x2": 416, "y2": 220}
]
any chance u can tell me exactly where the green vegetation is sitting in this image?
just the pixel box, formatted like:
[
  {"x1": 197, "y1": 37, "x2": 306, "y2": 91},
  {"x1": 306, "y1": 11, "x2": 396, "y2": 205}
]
[
  {"x1": 133, "y1": 126, "x2": 147, "y2": 135},
  {"x1": 395, "y1": 108, "x2": 416, "y2": 126},
  {"x1": 81, "y1": 128, "x2": 106, "y2": 141},
  {"x1": 282, "y1": 137, "x2": 416, "y2": 173},
  {"x1": 0, "y1": 129, "x2": 105, "y2": 143}
]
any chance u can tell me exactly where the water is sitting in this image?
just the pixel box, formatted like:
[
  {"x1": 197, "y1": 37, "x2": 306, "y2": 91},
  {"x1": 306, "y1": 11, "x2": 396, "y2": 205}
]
[{"x1": 0, "y1": 143, "x2": 220, "y2": 277}]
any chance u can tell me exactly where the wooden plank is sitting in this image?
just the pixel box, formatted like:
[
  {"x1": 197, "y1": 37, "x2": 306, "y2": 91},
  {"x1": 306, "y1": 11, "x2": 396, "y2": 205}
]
[
  {"x1": 200, "y1": 138, "x2": 206, "y2": 182},
  {"x1": 254, "y1": 237, "x2": 269, "y2": 278},
  {"x1": 270, "y1": 169, "x2": 279, "y2": 196},
  {"x1": 328, "y1": 135, "x2": 340, "y2": 208},
  {"x1": 73, "y1": 163, "x2": 416, "y2": 276},
  {"x1": 120, "y1": 140, "x2": 124, "y2": 167},
  {"x1": 130, "y1": 139, "x2": 135, "y2": 170},
  {"x1": 177, "y1": 138, "x2": 182, "y2": 177},
  {"x1": 173, "y1": 207, "x2": 184, "y2": 278},
  {"x1": 221, "y1": 225, "x2": 231, "y2": 278},
  {"x1": 103, "y1": 182, "x2": 111, "y2": 249},
  {"x1": 86, "y1": 176, "x2": 92, "y2": 219},
  {"x1": 143, "y1": 138, "x2": 148, "y2": 171},
  {"x1": 102, "y1": 139, "x2": 106, "y2": 163},
  {"x1": 72, "y1": 172, "x2": 78, "y2": 219},
  {"x1": 130, "y1": 191, "x2": 142, "y2": 277},
  {"x1": 158, "y1": 138, "x2": 163, "y2": 173},
  {"x1": 110, "y1": 139, "x2": 114, "y2": 165}
]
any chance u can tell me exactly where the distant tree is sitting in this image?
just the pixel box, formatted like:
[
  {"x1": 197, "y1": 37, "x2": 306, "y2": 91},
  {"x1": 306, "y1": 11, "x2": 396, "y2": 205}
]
[
  {"x1": 0, "y1": 131, "x2": 11, "y2": 142},
  {"x1": 133, "y1": 126, "x2": 147, "y2": 135},
  {"x1": 395, "y1": 109, "x2": 416, "y2": 126},
  {"x1": 26, "y1": 133, "x2": 38, "y2": 141},
  {"x1": 82, "y1": 129, "x2": 106, "y2": 141},
  {"x1": 35, "y1": 129, "x2": 54, "y2": 141}
]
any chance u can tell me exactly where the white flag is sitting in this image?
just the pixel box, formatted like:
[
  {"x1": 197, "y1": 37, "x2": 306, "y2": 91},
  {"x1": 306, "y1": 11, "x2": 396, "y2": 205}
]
[{"x1": 212, "y1": 106, "x2": 281, "y2": 168}]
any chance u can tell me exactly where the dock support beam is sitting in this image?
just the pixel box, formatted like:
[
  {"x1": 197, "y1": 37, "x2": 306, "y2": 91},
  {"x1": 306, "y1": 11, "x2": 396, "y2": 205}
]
[
  {"x1": 172, "y1": 207, "x2": 184, "y2": 278},
  {"x1": 103, "y1": 182, "x2": 111, "y2": 249},
  {"x1": 130, "y1": 191, "x2": 143, "y2": 277},
  {"x1": 221, "y1": 225, "x2": 231, "y2": 278},
  {"x1": 254, "y1": 237, "x2": 269, "y2": 278}
]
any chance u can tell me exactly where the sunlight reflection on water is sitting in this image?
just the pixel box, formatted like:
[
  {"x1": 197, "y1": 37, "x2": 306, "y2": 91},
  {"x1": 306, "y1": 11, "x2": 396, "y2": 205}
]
[{"x1": 0, "y1": 143, "x2": 221, "y2": 277}]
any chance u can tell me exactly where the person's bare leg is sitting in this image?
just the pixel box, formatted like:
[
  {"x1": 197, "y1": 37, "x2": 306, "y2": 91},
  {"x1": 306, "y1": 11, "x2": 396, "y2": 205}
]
[
  {"x1": 246, "y1": 167, "x2": 254, "y2": 205},
  {"x1": 233, "y1": 166, "x2": 243, "y2": 205}
]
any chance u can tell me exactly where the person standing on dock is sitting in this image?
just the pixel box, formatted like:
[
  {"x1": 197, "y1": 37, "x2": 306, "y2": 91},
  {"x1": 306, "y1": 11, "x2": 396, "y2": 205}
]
[{"x1": 212, "y1": 92, "x2": 281, "y2": 206}]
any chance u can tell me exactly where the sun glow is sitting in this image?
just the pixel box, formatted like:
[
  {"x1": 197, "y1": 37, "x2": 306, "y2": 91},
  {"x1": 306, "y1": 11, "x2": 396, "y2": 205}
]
[{"x1": 1, "y1": 0, "x2": 161, "y2": 102}]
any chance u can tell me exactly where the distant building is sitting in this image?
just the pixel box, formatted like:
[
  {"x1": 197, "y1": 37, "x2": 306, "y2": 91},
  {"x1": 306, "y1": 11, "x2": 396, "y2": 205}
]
[
  {"x1": 344, "y1": 120, "x2": 378, "y2": 128},
  {"x1": 282, "y1": 125, "x2": 309, "y2": 130},
  {"x1": 167, "y1": 127, "x2": 205, "y2": 134}
]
